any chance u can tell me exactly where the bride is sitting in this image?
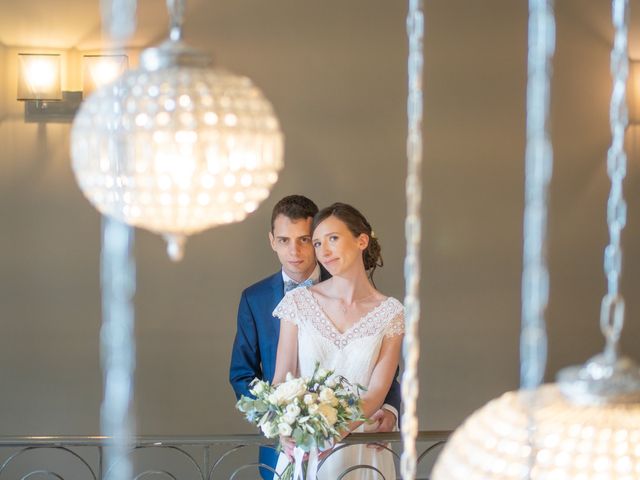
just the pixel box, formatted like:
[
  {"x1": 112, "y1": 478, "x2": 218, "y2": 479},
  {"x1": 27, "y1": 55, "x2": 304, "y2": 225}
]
[{"x1": 272, "y1": 202, "x2": 404, "y2": 479}]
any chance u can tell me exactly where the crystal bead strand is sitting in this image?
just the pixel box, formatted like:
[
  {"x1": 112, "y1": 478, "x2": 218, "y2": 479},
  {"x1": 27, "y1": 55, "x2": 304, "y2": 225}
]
[
  {"x1": 100, "y1": 219, "x2": 136, "y2": 480},
  {"x1": 520, "y1": 0, "x2": 555, "y2": 477},
  {"x1": 99, "y1": 1, "x2": 137, "y2": 479},
  {"x1": 400, "y1": 0, "x2": 424, "y2": 478},
  {"x1": 520, "y1": 0, "x2": 555, "y2": 394}
]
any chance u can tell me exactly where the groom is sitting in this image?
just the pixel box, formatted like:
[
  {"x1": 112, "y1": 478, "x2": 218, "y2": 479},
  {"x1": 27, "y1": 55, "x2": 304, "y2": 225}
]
[{"x1": 229, "y1": 194, "x2": 401, "y2": 479}]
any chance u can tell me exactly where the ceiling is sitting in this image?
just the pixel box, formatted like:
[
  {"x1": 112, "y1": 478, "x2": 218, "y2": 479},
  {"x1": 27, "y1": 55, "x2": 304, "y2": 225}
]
[
  {"x1": 2, "y1": 0, "x2": 640, "y2": 56},
  {"x1": 0, "y1": 0, "x2": 398, "y2": 51},
  {"x1": 0, "y1": 0, "x2": 182, "y2": 49}
]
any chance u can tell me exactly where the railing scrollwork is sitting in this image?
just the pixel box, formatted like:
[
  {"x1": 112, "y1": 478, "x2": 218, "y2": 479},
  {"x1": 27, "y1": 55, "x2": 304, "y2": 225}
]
[{"x1": 0, "y1": 432, "x2": 448, "y2": 480}]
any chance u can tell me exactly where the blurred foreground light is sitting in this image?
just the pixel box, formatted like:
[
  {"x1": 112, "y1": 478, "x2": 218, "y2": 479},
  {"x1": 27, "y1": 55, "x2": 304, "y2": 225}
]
[
  {"x1": 432, "y1": 383, "x2": 640, "y2": 480},
  {"x1": 70, "y1": 1, "x2": 283, "y2": 261}
]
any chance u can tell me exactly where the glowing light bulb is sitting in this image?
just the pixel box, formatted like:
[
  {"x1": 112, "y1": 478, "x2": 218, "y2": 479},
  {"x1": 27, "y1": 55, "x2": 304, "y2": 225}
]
[
  {"x1": 83, "y1": 55, "x2": 129, "y2": 95},
  {"x1": 17, "y1": 54, "x2": 61, "y2": 100}
]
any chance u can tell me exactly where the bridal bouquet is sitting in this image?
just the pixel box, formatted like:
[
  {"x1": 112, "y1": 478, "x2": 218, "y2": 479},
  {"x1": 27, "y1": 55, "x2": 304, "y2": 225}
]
[{"x1": 236, "y1": 363, "x2": 367, "y2": 480}]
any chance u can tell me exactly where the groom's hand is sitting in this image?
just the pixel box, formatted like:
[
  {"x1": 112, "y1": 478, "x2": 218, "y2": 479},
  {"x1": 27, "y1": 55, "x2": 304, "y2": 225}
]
[
  {"x1": 370, "y1": 408, "x2": 396, "y2": 433},
  {"x1": 367, "y1": 408, "x2": 396, "y2": 452}
]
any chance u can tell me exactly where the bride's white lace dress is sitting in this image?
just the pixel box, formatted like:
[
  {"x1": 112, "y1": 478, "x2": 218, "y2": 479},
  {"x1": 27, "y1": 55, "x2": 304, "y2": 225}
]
[{"x1": 273, "y1": 287, "x2": 404, "y2": 480}]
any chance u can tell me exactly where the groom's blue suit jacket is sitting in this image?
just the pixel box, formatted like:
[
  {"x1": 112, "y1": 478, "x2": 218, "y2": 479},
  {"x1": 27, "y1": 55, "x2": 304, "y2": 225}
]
[{"x1": 229, "y1": 269, "x2": 402, "y2": 479}]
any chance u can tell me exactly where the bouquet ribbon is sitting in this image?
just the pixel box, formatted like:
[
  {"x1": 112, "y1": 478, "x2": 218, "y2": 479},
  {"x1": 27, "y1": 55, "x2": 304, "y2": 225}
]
[{"x1": 292, "y1": 446, "x2": 319, "y2": 480}]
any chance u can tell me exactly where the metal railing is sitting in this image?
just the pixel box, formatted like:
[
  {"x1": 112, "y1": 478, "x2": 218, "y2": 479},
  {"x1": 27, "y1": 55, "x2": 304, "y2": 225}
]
[{"x1": 0, "y1": 431, "x2": 449, "y2": 479}]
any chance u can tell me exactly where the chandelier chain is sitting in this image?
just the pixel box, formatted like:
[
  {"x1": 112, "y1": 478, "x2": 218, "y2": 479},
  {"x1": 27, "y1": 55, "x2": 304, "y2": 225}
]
[
  {"x1": 168, "y1": 0, "x2": 186, "y2": 41},
  {"x1": 400, "y1": 0, "x2": 423, "y2": 479},
  {"x1": 601, "y1": 0, "x2": 629, "y2": 350}
]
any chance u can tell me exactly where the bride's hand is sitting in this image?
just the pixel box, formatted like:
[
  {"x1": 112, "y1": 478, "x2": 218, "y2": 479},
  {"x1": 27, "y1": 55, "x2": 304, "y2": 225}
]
[{"x1": 280, "y1": 435, "x2": 296, "y2": 461}]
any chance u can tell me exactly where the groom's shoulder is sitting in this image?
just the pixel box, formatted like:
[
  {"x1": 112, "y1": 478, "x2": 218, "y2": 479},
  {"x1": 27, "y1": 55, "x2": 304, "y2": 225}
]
[{"x1": 243, "y1": 271, "x2": 281, "y2": 298}]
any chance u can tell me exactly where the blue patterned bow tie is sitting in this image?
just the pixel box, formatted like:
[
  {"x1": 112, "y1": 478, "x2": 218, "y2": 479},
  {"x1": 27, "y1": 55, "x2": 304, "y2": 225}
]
[{"x1": 284, "y1": 278, "x2": 315, "y2": 293}]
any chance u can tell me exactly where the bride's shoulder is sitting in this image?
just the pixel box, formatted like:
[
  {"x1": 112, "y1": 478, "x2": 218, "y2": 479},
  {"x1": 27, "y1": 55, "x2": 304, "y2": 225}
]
[
  {"x1": 369, "y1": 289, "x2": 394, "y2": 303},
  {"x1": 381, "y1": 295, "x2": 404, "y2": 312}
]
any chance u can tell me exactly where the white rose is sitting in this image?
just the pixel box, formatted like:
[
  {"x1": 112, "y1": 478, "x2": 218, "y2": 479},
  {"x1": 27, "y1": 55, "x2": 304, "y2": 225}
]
[
  {"x1": 319, "y1": 387, "x2": 339, "y2": 407},
  {"x1": 325, "y1": 375, "x2": 338, "y2": 388},
  {"x1": 270, "y1": 378, "x2": 306, "y2": 405},
  {"x1": 318, "y1": 403, "x2": 338, "y2": 426},
  {"x1": 286, "y1": 403, "x2": 301, "y2": 417},
  {"x1": 303, "y1": 393, "x2": 317, "y2": 405},
  {"x1": 317, "y1": 368, "x2": 329, "y2": 378},
  {"x1": 278, "y1": 423, "x2": 293, "y2": 436},
  {"x1": 308, "y1": 404, "x2": 319, "y2": 415},
  {"x1": 283, "y1": 412, "x2": 297, "y2": 425},
  {"x1": 251, "y1": 382, "x2": 266, "y2": 395},
  {"x1": 260, "y1": 421, "x2": 279, "y2": 438}
]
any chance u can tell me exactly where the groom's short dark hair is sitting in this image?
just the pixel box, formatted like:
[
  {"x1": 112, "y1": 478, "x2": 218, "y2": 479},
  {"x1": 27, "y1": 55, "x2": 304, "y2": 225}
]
[{"x1": 271, "y1": 195, "x2": 318, "y2": 231}]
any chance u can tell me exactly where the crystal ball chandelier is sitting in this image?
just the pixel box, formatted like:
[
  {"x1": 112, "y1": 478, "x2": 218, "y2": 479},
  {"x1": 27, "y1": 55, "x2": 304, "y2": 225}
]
[
  {"x1": 70, "y1": 0, "x2": 283, "y2": 260},
  {"x1": 433, "y1": 368, "x2": 640, "y2": 480}
]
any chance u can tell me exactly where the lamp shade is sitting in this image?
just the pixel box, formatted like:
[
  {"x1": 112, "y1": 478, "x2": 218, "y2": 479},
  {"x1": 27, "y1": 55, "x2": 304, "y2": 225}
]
[
  {"x1": 83, "y1": 55, "x2": 128, "y2": 95},
  {"x1": 70, "y1": 40, "x2": 283, "y2": 260},
  {"x1": 17, "y1": 53, "x2": 62, "y2": 101},
  {"x1": 432, "y1": 384, "x2": 640, "y2": 480}
]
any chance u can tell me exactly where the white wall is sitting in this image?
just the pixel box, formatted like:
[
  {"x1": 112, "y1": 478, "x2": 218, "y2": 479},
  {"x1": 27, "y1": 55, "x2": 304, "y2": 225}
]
[
  {"x1": 0, "y1": 0, "x2": 639, "y2": 438},
  {"x1": 0, "y1": 42, "x2": 5, "y2": 119}
]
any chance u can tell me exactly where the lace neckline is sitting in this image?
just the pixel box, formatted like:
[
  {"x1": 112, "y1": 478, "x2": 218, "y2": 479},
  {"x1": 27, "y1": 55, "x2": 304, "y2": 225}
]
[{"x1": 301, "y1": 287, "x2": 392, "y2": 338}]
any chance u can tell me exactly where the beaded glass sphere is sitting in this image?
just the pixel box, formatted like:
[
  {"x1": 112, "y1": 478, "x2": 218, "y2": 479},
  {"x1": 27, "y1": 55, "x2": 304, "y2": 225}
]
[
  {"x1": 432, "y1": 384, "x2": 640, "y2": 480},
  {"x1": 71, "y1": 43, "x2": 283, "y2": 260}
]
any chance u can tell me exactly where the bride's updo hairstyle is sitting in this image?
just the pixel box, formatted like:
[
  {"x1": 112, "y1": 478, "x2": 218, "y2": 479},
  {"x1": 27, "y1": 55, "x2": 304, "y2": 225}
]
[{"x1": 312, "y1": 202, "x2": 383, "y2": 280}]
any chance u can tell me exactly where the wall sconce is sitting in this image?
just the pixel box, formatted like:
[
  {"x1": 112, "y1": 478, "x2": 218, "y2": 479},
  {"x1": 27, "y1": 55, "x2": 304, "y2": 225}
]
[
  {"x1": 16, "y1": 52, "x2": 127, "y2": 123},
  {"x1": 17, "y1": 53, "x2": 81, "y2": 123},
  {"x1": 83, "y1": 54, "x2": 128, "y2": 96},
  {"x1": 17, "y1": 53, "x2": 62, "y2": 101}
]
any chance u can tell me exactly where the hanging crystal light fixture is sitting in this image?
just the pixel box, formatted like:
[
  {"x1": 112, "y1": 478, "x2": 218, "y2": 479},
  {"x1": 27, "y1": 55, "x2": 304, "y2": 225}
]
[
  {"x1": 71, "y1": 0, "x2": 283, "y2": 261},
  {"x1": 432, "y1": 0, "x2": 640, "y2": 479},
  {"x1": 400, "y1": 0, "x2": 424, "y2": 479}
]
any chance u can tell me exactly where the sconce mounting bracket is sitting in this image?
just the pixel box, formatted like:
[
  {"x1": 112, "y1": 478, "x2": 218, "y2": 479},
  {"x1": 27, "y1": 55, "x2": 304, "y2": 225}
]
[{"x1": 25, "y1": 91, "x2": 83, "y2": 123}]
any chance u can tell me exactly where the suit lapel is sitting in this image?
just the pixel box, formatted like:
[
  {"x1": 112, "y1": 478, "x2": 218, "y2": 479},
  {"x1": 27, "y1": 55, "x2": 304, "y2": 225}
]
[
  {"x1": 268, "y1": 272, "x2": 285, "y2": 335},
  {"x1": 257, "y1": 272, "x2": 284, "y2": 383},
  {"x1": 269, "y1": 272, "x2": 285, "y2": 313}
]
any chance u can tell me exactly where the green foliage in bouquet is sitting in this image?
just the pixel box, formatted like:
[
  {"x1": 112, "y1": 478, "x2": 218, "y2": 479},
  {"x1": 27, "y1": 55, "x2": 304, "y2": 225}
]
[{"x1": 236, "y1": 363, "x2": 367, "y2": 452}]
